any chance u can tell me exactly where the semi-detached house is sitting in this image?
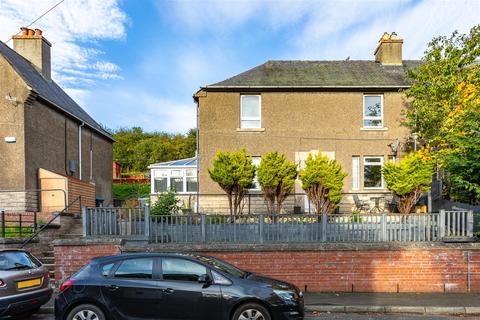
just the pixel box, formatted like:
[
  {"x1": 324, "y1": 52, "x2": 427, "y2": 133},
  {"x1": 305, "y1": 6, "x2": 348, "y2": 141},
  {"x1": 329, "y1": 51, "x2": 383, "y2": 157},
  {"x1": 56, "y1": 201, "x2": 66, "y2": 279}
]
[{"x1": 192, "y1": 33, "x2": 419, "y2": 213}]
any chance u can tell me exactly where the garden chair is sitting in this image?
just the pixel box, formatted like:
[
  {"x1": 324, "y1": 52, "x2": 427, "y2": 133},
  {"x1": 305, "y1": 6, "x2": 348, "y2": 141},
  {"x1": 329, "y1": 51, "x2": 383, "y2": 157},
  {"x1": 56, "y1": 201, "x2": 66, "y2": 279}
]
[{"x1": 353, "y1": 194, "x2": 370, "y2": 213}]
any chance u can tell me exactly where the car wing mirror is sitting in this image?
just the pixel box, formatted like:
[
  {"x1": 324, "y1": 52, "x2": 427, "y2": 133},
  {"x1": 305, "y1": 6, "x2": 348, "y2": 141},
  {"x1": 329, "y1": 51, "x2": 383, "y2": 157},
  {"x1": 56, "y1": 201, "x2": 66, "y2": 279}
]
[{"x1": 198, "y1": 273, "x2": 212, "y2": 284}]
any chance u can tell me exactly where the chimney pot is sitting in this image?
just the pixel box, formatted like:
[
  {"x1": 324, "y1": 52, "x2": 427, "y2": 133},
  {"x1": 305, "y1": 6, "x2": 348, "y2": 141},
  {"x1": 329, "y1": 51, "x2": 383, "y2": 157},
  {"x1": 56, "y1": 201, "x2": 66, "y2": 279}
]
[
  {"x1": 381, "y1": 32, "x2": 390, "y2": 41},
  {"x1": 390, "y1": 32, "x2": 398, "y2": 40},
  {"x1": 20, "y1": 27, "x2": 28, "y2": 36},
  {"x1": 27, "y1": 28, "x2": 35, "y2": 36},
  {"x1": 34, "y1": 29, "x2": 43, "y2": 36}
]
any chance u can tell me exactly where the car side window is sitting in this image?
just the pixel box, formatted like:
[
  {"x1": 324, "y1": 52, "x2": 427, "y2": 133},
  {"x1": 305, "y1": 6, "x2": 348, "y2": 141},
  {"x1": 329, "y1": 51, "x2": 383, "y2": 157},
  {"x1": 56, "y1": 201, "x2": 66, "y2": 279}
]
[
  {"x1": 102, "y1": 263, "x2": 115, "y2": 277},
  {"x1": 162, "y1": 258, "x2": 207, "y2": 282},
  {"x1": 114, "y1": 258, "x2": 153, "y2": 279}
]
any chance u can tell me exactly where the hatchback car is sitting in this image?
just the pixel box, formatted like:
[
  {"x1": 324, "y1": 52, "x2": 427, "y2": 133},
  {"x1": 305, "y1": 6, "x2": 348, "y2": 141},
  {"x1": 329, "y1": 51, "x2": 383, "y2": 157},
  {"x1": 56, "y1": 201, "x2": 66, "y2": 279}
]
[
  {"x1": 0, "y1": 249, "x2": 52, "y2": 319},
  {"x1": 55, "y1": 252, "x2": 303, "y2": 320}
]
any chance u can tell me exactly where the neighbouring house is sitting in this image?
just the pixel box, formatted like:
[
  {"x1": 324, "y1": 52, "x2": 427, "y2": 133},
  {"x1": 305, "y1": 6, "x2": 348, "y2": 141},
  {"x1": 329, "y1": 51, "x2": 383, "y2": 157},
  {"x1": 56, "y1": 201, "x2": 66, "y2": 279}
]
[
  {"x1": 149, "y1": 157, "x2": 198, "y2": 211},
  {"x1": 0, "y1": 28, "x2": 113, "y2": 215},
  {"x1": 194, "y1": 32, "x2": 419, "y2": 213}
]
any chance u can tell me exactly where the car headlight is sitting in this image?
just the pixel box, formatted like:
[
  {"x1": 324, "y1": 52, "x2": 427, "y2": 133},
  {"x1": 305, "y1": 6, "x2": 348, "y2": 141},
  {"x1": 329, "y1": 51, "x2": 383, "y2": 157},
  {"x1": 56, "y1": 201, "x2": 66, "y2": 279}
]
[{"x1": 273, "y1": 289, "x2": 298, "y2": 302}]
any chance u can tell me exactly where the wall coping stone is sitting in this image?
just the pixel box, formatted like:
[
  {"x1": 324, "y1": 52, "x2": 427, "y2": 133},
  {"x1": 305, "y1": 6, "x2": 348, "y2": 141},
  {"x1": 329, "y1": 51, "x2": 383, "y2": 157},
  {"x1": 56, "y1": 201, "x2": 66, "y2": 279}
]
[
  {"x1": 1, "y1": 238, "x2": 38, "y2": 245},
  {"x1": 52, "y1": 237, "x2": 124, "y2": 246},
  {"x1": 120, "y1": 241, "x2": 480, "y2": 253}
]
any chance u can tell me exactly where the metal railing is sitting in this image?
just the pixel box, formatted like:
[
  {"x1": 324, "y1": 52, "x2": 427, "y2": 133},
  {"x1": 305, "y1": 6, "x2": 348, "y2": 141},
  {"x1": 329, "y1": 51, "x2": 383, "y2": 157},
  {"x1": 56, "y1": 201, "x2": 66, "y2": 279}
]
[
  {"x1": 20, "y1": 196, "x2": 82, "y2": 247},
  {"x1": 83, "y1": 207, "x2": 473, "y2": 244},
  {"x1": 1, "y1": 211, "x2": 37, "y2": 239}
]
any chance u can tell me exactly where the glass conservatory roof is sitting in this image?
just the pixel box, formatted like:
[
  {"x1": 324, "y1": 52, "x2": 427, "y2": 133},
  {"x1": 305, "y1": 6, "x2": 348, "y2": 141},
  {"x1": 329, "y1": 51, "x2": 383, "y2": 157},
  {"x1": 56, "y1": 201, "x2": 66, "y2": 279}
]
[{"x1": 148, "y1": 157, "x2": 197, "y2": 168}]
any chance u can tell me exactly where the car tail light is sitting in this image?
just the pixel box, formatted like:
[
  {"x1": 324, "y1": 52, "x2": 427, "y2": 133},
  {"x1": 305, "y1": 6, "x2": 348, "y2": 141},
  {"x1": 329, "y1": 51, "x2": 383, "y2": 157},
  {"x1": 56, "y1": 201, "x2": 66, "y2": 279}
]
[
  {"x1": 0, "y1": 279, "x2": 5, "y2": 288},
  {"x1": 59, "y1": 279, "x2": 76, "y2": 293}
]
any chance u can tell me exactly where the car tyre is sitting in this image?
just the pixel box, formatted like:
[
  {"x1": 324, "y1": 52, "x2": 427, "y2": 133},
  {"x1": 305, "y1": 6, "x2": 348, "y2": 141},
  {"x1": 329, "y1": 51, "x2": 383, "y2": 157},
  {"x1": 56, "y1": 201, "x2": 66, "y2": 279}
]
[
  {"x1": 66, "y1": 304, "x2": 105, "y2": 320},
  {"x1": 232, "y1": 302, "x2": 271, "y2": 320}
]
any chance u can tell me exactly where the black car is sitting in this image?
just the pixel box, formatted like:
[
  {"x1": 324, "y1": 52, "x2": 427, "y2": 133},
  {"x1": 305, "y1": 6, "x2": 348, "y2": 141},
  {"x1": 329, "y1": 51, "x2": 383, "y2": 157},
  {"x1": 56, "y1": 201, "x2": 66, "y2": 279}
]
[
  {"x1": 0, "y1": 249, "x2": 52, "y2": 319},
  {"x1": 55, "y1": 252, "x2": 303, "y2": 320}
]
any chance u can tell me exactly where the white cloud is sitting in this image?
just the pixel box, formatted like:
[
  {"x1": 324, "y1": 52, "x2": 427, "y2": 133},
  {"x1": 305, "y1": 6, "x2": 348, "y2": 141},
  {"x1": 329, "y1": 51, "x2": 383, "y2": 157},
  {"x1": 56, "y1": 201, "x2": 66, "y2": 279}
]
[{"x1": 0, "y1": 0, "x2": 127, "y2": 88}]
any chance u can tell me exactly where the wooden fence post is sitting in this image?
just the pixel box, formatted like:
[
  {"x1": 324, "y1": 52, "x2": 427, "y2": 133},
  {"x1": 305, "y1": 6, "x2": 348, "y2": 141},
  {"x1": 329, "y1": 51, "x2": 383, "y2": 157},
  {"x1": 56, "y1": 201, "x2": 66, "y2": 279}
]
[
  {"x1": 467, "y1": 210, "x2": 474, "y2": 238},
  {"x1": 321, "y1": 213, "x2": 327, "y2": 242},
  {"x1": 201, "y1": 214, "x2": 206, "y2": 243},
  {"x1": 82, "y1": 206, "x2": 88, "y2": 237},
  {"x1": 439, "y1": 209, "x2": 446, "y2": 240},
  {"x1": 1, "y1": 210, "x2": 5, "y2": 238}
]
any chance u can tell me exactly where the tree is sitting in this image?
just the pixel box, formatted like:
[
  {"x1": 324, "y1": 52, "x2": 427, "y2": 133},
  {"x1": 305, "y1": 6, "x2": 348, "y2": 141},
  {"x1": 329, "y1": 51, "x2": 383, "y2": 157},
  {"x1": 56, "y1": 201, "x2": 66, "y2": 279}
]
[
  {"x1": 257, "y1": 152, "x2": 297, "y2": 214},
  {"x1": 382, "y1": 151, "x2": 434, "y2": 214},
  {"x1": 112, "y1": 127, "x2": 197, "y2": 173},
  {"x1": 299, "y1": 154, "x2": 347, "y2": 214},
  {"x1": 404, "y1": 25, "x2": 480, "y2": 204},
  {"x1": 208, "y1": 148, "x2": 256, "y2": 216}
]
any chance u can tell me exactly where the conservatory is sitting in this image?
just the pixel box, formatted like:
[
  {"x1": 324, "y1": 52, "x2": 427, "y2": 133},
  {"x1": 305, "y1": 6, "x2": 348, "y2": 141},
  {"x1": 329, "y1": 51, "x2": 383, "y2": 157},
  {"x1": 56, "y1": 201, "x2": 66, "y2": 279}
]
[{"x1": 148, "y1": 157, "x2": 198, "y2": 194}]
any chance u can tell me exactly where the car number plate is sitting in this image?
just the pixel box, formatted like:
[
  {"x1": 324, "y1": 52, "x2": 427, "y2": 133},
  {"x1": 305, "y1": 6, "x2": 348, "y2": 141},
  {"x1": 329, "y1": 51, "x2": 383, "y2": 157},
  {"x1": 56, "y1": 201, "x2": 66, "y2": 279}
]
[{"x1": 17, "y1": 278, "x2": 41, "y2": 289}]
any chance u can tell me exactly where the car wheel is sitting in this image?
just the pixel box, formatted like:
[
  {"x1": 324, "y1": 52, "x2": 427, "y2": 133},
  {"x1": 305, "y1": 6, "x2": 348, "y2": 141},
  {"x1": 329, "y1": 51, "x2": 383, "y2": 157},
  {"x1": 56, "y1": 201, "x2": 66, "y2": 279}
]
[
  {"x1": 66, "y1": 304, "x2": 105, "y2": 320},
  {"x1": 232, "y1": 303, "x2": 271, "y2": 320}
]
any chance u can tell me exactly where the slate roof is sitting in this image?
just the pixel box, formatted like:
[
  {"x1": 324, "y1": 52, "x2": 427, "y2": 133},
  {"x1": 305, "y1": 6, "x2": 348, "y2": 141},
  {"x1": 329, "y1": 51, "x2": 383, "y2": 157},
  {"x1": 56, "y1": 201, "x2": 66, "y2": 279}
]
[
  {"x1": 207, "y1": 60, "x2": 420, "y2": 88},
  {"x1": 148, "y1": 157, "x2": 197, "y2": 168},
  {"x1": 0, "y1": 40, "x2": 113, "y2": 141}
]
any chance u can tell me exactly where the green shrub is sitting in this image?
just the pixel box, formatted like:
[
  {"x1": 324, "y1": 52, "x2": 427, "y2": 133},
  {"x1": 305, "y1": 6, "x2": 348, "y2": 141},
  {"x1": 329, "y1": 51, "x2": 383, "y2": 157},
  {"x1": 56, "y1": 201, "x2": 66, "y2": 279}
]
[
  {"x1": 150, "y1": 189, "x2": 181, "y2": 216},
  {"x1": 299, "y1": 154, "x2": 347, "y2": 214},
  {"x1": 382, "y1": 151, "x2": 434, "y2": 214},
  {"x1": 113, "y1": 183, "x2": 150, "y2": 200},
  {"x1": 208, "y1": 148, "x2": 256, "y2": 216},
  {"x1": 257, "y1": 152, "x2": 297, "y2": 214}
]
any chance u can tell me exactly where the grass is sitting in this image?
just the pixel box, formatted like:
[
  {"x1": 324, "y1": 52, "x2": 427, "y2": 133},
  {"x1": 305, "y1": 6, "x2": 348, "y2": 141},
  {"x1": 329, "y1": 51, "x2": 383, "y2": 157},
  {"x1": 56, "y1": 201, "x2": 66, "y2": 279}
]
[{"x1": 1, "y1": 225, "x2": 34, "y2": 238}]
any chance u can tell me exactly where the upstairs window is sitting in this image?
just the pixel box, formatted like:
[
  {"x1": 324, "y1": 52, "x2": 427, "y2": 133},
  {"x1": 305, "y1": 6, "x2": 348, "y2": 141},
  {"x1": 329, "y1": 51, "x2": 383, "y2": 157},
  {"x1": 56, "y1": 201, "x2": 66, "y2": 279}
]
[
  {"x1": 240, "y1": 95, "x2": 261, "y2": 128},
  {"x1": 363, "y1": 95, "x2": 383, "y2": 128}
]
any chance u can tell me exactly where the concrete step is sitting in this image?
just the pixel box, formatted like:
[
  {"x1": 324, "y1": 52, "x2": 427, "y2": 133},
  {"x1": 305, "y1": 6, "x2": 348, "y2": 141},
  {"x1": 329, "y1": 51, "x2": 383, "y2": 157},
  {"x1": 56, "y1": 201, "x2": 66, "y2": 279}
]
[
  {"x1": 43, "y1": 250, "x2": 55, "y2": 257},
  {"x1": 40, "y1": 257, "x2": 55, "y2": 264},
  {"x1": 42, "y1": 263, "x2": 55, "y2": 271},
  {"x1": 60, "y1": 233, "x2": 83, "y2": 239}
]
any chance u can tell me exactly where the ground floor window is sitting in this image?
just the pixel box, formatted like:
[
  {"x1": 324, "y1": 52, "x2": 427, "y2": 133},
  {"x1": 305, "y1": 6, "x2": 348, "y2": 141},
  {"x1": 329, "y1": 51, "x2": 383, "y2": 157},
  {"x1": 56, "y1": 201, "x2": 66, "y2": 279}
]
[
  {"x1": 363, "y1": 156, "x2": 384, "y2": 188},
  {"x1": 152, "y1": 168, "x2": 197, "y2": 194}
]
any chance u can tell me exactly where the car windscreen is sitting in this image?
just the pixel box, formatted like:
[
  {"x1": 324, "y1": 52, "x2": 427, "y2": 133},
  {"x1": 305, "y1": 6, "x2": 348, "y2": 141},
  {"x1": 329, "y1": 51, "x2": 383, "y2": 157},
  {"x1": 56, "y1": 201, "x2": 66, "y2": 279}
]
[
  {"x1": 0, "y1": 251, "x2": 40, "y2": 271},
  {"x1": 197, "y1": 256, "x2": 246, "y2": 278}
]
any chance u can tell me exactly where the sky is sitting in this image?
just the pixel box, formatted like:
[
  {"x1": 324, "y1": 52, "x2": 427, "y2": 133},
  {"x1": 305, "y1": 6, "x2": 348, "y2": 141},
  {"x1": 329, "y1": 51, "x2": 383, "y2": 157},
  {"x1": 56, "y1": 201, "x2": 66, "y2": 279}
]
[{"x1": 0, "y1": 0, "x2": 479, "y2": 133}]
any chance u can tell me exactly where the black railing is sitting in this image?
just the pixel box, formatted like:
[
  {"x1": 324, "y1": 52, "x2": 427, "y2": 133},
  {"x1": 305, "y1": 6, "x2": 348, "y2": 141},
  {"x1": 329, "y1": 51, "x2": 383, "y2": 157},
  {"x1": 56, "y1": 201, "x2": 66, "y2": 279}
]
[
  {"x1": 20, "y1": 196, "x2": 82, "y2": 248},
  {"x1": 1, "y1": 211, "x2": 38, "y2": 239}
]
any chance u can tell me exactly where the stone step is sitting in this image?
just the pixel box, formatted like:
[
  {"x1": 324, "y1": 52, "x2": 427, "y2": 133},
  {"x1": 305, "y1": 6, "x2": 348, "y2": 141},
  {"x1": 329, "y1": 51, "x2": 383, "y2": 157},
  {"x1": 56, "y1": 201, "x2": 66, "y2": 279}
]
[
  {"x1": 42, "y1": 263, "x2": 55, "y2": 271},
  {"x1": 40, "y1": 257, "x2": 55, "y2": 264},
  {"x1": 60, "y1": 233, "x2": 83, "y2": 239},
  {"x1": 43, "y1": 251, "x2": 55, "y2": 257}
]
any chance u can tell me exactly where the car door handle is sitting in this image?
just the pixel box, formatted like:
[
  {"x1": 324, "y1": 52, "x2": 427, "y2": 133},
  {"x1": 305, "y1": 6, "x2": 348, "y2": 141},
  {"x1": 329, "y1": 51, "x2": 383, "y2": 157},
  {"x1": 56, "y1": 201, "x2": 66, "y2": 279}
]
[
  {"x1": 162, "y1": 288, "x2": 175, "y2": 294},
  {"x1": 107, "y1": 285, "x2": 119, "y2": 291}
]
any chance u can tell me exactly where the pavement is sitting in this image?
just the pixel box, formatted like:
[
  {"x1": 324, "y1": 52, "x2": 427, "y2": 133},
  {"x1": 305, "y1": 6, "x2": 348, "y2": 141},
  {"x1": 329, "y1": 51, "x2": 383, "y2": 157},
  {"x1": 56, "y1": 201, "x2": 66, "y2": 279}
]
[
  {"x1": 14, "y1": 292, "x2": 480, "y2": 319},
  {"x1": 304, "y1": 292, "x2": 480, "y2": 316}
]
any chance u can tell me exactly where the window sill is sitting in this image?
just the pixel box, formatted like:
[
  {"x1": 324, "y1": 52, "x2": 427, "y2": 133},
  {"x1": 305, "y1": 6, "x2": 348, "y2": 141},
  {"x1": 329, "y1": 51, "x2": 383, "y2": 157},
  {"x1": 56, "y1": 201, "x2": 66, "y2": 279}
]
[
  {"x1": 360, "y1": 127, "x2": 388, "y2": 131},
  {"x1": 237, "y1": 128, "x2": 265, "y2": 132}
]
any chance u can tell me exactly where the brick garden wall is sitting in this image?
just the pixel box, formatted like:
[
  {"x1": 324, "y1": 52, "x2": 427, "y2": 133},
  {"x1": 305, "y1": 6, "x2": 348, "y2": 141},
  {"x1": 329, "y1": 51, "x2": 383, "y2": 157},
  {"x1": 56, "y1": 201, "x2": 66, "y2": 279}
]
[{"x1": 53, "y1": 241, "x2": 480, "y2": 293}]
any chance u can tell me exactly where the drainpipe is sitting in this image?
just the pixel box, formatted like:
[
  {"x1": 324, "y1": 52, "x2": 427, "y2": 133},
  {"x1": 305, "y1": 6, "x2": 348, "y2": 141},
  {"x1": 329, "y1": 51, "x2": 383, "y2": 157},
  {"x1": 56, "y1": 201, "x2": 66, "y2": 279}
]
[
  {"x1": 78, "y1": 122, "x2": 85, "y2": 180},
  {"x1": 195, "y1": 98, "x2": 200, "y2": 214}
]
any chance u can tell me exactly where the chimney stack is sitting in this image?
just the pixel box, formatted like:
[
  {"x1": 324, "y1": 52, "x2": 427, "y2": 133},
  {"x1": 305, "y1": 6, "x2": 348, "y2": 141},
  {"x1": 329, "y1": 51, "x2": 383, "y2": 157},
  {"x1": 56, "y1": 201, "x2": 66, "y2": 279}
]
[
  {"x1": 12, "y1": 27, "x2": 52, "y2": 80},
  {"x1": 374, "y1": 32, "x2": 403, "y2": 65}
]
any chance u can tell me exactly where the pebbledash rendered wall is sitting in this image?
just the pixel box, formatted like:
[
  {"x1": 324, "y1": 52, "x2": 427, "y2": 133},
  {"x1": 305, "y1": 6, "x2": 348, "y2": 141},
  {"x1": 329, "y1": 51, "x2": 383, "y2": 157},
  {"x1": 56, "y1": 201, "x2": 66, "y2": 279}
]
[{"x1": 53, "y1": 240, "x2": 480, "y2": 293}]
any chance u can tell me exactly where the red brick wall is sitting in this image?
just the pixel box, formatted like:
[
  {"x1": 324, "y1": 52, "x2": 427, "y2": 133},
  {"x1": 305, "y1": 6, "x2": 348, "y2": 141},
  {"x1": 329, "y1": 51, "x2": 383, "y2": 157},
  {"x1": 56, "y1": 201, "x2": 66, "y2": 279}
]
[
  {"x1": 208, "y1": 249, "x2": 480, "y2": 293},
  {"x1": 53, "y1": 244, "x2": 480, "y2": 293},
  {"x1": 54, "y1": 243, "x2": 120, "y2": 286}
]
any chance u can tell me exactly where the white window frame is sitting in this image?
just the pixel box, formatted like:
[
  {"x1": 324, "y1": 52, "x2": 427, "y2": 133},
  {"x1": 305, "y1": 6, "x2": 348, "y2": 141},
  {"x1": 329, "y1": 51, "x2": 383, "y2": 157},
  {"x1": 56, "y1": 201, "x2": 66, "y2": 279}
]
[
  {"x1": 352, "y1": 156, "x2": 360, "y2": 190},
  {"x1": 363, "y1": 156, "x2": 384, "y2": 189},
  {"x1": 151, "y1": 168, "x2": 198, "y2": 194},
  {"x1": 240, "y1": 95, "x2": 261, "y2": 129},
  {"x1": 363, "y1": 95, "x2": 384, "y2": 129}
]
